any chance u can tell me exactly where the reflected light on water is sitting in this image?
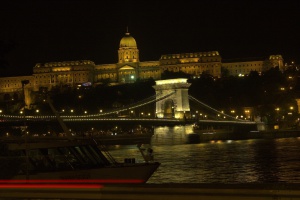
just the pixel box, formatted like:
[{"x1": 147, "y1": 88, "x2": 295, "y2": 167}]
[{"x1": 109, "y1": 126, "x2": 300, "y2": 184}]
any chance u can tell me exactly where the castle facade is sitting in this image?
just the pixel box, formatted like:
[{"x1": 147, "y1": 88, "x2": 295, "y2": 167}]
[{"x1": 0, "y1": 31, "x2": 284, "y2": 107}]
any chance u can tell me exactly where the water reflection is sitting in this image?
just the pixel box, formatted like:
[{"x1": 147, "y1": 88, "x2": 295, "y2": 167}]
[
  {"x1": 152, "y1": 125, "x2": 194, "y2": 145},
  {"x1": 108, "y1": 125, "x2": 300, "y2": 184}
]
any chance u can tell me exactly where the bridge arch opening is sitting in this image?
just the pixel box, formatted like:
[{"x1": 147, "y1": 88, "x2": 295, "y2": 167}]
[{"x1": 163, "y1": 99, "x2": 175, "y2": 118}]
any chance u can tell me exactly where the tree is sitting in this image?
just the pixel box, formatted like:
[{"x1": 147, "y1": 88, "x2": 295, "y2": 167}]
[
  {"x1": 161, "y1": 70, "x2": 190, "y2": 80},
  {"x1": 221, "y1": 66, "x2": 230, "y2": 78},
  {"x1": 262, "y1": 59, "x2": 273, "y2": 72}
]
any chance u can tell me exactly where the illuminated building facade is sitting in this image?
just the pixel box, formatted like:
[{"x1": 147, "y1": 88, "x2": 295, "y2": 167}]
[
  {"x1": 222, "y1": 55, "x2": 284, "y2": 76},
  {"x1": 0, "y1": 31, "x2": 284, "y2": 106}
]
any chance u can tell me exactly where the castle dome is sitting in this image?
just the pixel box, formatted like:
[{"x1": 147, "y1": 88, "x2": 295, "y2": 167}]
[{"x1": 119, "y1": 32, "x2": 137, "y2": 48}]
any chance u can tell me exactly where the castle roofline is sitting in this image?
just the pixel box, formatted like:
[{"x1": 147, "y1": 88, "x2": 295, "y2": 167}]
[
  {"x1": 160, "y1": 51, "x2": 220, "y2": 60},
  {"x1": 35, "y1": 60, "x2": 95, "y2": 68}
]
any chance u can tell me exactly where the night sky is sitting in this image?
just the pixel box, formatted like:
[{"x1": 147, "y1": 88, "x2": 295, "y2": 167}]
[{"x1": 1, "y1": 0, "x2": 299, "y2": 76}]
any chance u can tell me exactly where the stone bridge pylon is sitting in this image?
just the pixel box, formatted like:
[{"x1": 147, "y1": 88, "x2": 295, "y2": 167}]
[{"x1": 153, "y1": 78, "x2": 191, "y2": 119}]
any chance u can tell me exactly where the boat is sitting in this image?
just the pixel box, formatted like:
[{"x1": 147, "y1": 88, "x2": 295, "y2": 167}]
[
  {"x1": 0, "y1": 95, "x2": 160, "y2": 183},
  {"x1": 188, "y1": 120, "x2": 259, "y2": 143},
  {"x1": 0, "y1": 137, "x2": 160, "y2": 183}
]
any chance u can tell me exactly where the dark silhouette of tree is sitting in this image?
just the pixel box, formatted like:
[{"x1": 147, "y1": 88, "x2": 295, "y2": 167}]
[
  {"x1": 262, "y1": 59, "x2": 273, "y2": 72},
  {"x1": 161, "y1": 70, "x2": 190, "y2": 80},
  {"x1": 221, "y1": 66, "x2": 230, "y2": 78}
]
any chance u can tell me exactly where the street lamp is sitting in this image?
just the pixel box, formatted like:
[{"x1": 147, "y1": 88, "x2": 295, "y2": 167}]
[
  {"x1": 21, "y1": 80, "x2": 30, "y2": 181},
  {"x1": 21, "y1": 80, "x2": 29, "y2": 110}
]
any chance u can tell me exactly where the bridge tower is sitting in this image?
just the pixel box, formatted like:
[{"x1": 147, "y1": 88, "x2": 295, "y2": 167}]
[{"x1": 153, "y1": 78, "x2": 191, "y2": 119}]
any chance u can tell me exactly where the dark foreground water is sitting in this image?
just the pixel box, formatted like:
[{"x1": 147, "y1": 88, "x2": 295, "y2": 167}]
[{"x1": 108, "y1": 125, "x2": 300, "y2": 184}]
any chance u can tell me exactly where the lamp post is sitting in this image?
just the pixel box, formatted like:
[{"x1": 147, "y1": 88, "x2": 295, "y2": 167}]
[
  {"x1": 21, "y1": 80, "x2": 29, "y2": 180},
  {"x1": 21, "y1": 80, "x2": 29, "y2": 130},
  {"x1": 21, "y1": 80, "x2": 30, "y2": 109},
  {"x1": 296, "y1": 99, "x2": 300, "y2": 114}
]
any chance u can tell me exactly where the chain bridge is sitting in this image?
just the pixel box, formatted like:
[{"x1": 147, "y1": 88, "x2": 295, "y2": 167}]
[{"x1": 0, "y1": 78, "x2": 260, "y2": 130}]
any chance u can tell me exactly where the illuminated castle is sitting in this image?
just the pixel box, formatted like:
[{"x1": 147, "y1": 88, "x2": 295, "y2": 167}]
[{"x1": 0, "y1": 31, "x2": 284, "y2": 107}]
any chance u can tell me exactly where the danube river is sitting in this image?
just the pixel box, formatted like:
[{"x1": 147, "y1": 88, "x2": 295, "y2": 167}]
[{"x1": 108, "y1": 124, "x2": 300, "y2": 184}]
